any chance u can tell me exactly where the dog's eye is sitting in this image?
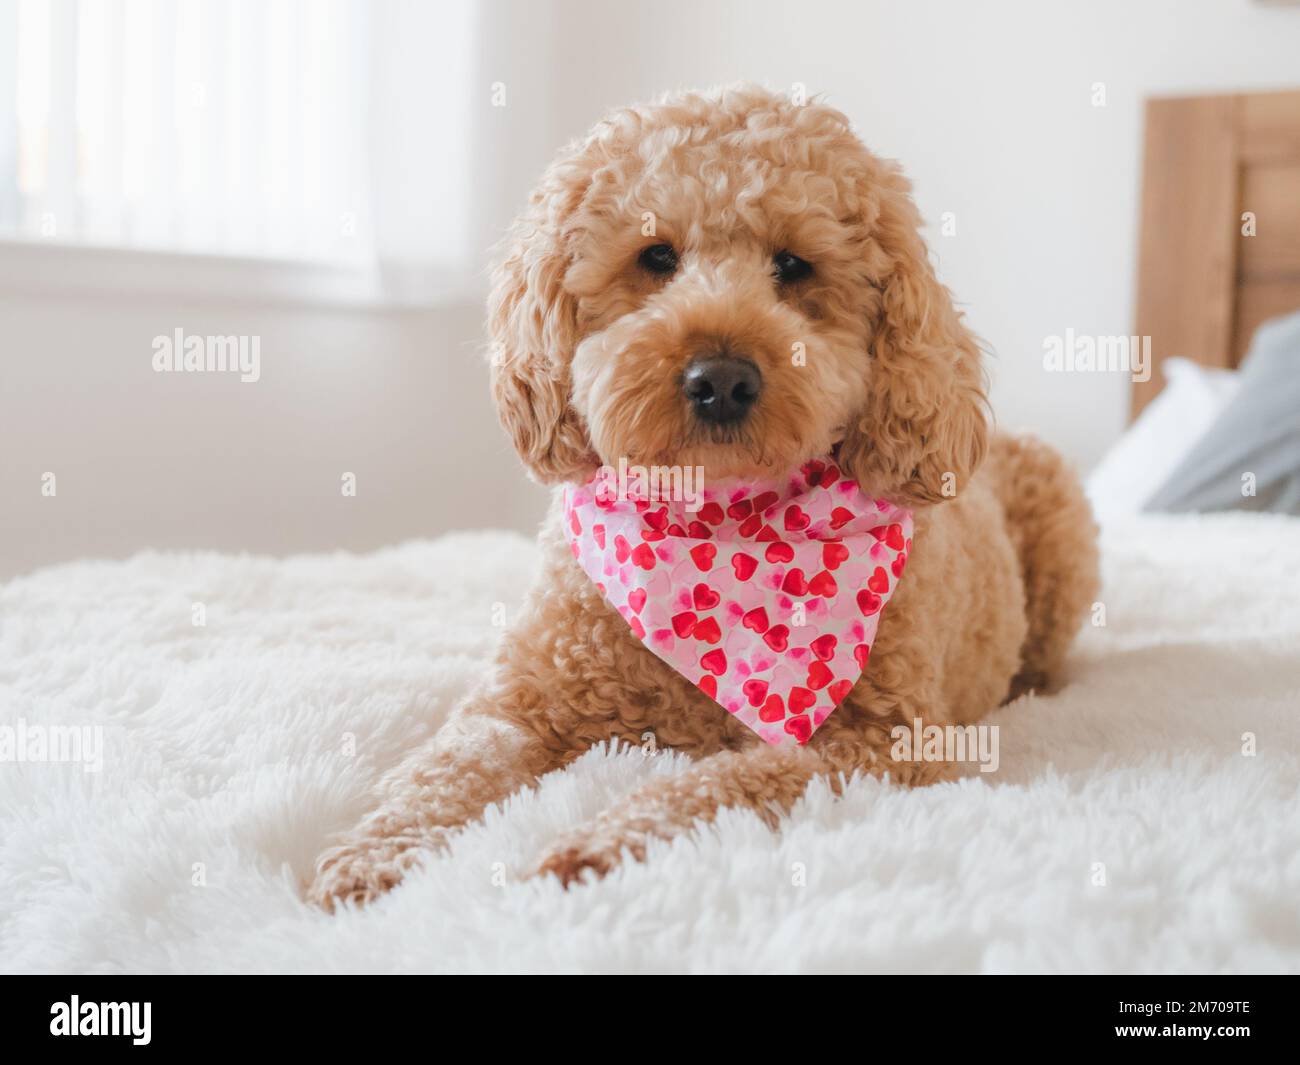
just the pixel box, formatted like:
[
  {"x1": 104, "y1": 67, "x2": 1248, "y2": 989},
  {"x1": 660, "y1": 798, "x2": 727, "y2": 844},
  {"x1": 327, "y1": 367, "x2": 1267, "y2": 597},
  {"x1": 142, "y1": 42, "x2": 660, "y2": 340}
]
[
  {"x1": 773, "y1": 250, "x2": 813, "y2": 284},
  {"x1": 638, "y1": 243, "x2": 678, "y2": 275}
]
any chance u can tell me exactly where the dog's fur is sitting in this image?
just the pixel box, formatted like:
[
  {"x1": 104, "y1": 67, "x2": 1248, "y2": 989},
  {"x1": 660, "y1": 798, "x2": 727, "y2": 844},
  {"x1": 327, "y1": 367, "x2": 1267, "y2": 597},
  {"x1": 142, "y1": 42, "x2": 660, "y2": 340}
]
[{"x1": 307, "y1": 85, "x2": 1099, "y2": 909}]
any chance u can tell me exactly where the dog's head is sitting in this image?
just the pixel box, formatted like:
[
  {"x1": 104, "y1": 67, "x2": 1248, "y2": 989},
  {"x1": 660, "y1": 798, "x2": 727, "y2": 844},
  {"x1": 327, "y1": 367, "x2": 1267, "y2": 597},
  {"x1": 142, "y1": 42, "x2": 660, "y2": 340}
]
[{"x1": 487, "y1": 85, "x2": 987, "y2": 506}]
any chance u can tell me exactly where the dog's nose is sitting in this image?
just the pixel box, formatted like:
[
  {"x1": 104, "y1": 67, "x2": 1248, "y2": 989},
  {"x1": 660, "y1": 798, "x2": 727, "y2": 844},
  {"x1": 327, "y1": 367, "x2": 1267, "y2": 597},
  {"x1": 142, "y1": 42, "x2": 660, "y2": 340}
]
[{"x1": 682, "y1": 353, "x2": 762, "y2": 425}]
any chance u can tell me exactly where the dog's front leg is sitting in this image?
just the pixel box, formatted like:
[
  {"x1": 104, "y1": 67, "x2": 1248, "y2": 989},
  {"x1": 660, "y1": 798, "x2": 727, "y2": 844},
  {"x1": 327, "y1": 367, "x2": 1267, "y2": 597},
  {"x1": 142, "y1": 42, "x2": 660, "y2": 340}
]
[
  {"x1": 307, "y1": 696, "x2": 563, "y2": 911},
  {"x1": 531, "y1": 743, "x2": 828, "y2": 886}
]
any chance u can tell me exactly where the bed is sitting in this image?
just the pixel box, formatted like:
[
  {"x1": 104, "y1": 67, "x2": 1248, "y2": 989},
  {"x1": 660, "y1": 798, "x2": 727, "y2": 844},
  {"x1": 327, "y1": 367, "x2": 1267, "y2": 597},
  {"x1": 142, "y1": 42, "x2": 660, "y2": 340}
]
[
  {"x1": 2, "y1": 519, "x2": 1298, "y2": 974},
  {"x1": 2, "y1": 94, "x2": 1299, "y2": 976}
]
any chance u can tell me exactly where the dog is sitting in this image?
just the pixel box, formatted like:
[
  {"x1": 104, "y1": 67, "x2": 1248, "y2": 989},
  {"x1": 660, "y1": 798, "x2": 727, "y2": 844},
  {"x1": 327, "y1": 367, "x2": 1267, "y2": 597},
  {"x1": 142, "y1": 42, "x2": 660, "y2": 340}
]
[{"x1": 307, "y1": 85, "x2": 1099, "y2": 910}]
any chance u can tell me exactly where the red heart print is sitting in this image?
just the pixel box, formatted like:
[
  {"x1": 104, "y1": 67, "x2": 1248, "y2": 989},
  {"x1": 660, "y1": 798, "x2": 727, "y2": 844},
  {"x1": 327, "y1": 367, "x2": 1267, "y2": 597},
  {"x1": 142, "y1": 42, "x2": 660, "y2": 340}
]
[
  {"x1": 819, "y1": 464, "x2": 839, "y2": 489},
  {"x1": 592, "y1": 524, "x2": 606, "y2": 548},
  {"x1": 763, "y1": 624, "x2": 790, "y2": 652},
  {"x1": 807, "y1": 570, "x2": 838, "y2": 598},
  {"x1": 727, "y1": 498, "x2": 753, "y2": 521},
  {"x1": 868, "y1": 567, "x2": 889, "y2": 594},
  {"x1": 854, "y1": 643, "x2": 871, "y2": 668},
  {"x1": 784, "y1": 716, "x2": 813, "y2": 744},
  {"x1": 614, "y1": 535, "x2": 632, "y2": 563},
  {"x1": 857, "y1": 590, "x2": 882, "y2": 616},
  {"x1": 644, "y1": 507, "x2": 668, "y2": 531},
  {"x1": 671, "y1": 611, "x2": 697, "y2": 638},
  {"x1": 755, "y1": 525, "x2": 780, "y2": 542},
  {"x1": 828, "y1": 679, "x2": 854, "y2": 705},
  {"x1": 738, "y1": 514, "x2": 762, "y2": 538},
  {"x1": 693, "y1": 616, "x2": 721, "y2": 644},
  {"x1": 687, "y1": 521, "x2": 713, "y2": 539},
  {"x1": 822, "y1": 542, "x2": 849, "y2": 569},
  {"x1": 731, "y1": 553, "x2": 758, "y2": 580},
  {"x1": 783, "y1": 504, "x2": 810, "y2": 532},
  {"x1": 627, "y1": 589, "x2": 647, "y2": 614},
  {"x1": 742, "y1": 606, "x2": 770, "y2": 634},
  {"x1": 758, "y1": 694, "x2": 786, "y2": 722},
  {"x1": 690, "y1": 543, "x2": 717, "y2": 570},
  {"x1": 753, "y1": 490, "x2": 779, "y2": 514},
  {"x1": 693, "y1": 582, "x2": 720, "y2": 609},
  {"x1": 631, "y1": 544, "x2": 657, "y2": 570},
  {"x1": 698, "y1": 502, "x2": 725, "y2": 525},
  {"x1": 788, "y1": 687, "x2": 816, "y2": 713},
  {"x1": 807, "y1": 660, "x2": 834, "y2": 690},
  {"x1": 830, "y1": 507, "x2": 855, "y2": 529},
  {"x1": 698, "y1": 674, "x2": 717, "y2": 698},
  {"x1": 781, "y1": 568, "x2": 809, "y2": 596},
  {"x1": 810, "y1": 633, "x2": 837, "y2": 661},
  {"x1": 569, "y1": 510, "x2": 582, "y2": 536},
  {"x1": 667, "y1": 523, "x2": 687, "y2": 537},
  {"x1": 892, "y1": 552, "x2": 907, "y2": 578},
  {"x1": 765, "y1": 541, "x2": 795, "y2": 564},
  {"x1": 700, "y1": 649, "x2": 728, "y2": 675},
  {"x1": 629, "y1": 617, "x2": 645, "y2": 639},
  {"x1": 743, "y1": 678, "x2": 769, "y2": 707},
  {"x1": 869, "y1": 523, "x2": 905, "y2": 551},
  {"x1": 641, "y1": 529, "x2": 665, "y2": 542}
]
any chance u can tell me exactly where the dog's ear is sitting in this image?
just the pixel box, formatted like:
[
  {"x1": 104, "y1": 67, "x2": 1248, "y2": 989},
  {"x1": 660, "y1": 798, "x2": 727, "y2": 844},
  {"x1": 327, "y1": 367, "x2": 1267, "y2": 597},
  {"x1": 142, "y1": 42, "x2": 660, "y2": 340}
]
[
  {"x1": 837, "y1": 163, "x2": 989, "y2": 507},
  {"x1": 486, "y1": 154, "x2": 600, "y2": 485}
]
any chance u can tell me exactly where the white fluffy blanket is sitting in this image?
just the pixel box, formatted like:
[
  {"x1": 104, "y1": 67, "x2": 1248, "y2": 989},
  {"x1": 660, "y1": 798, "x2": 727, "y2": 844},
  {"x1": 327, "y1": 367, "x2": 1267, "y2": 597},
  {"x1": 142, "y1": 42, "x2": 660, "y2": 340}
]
[{"x1": 2, "y1": 514, "x2": 1298, "y2": 974}]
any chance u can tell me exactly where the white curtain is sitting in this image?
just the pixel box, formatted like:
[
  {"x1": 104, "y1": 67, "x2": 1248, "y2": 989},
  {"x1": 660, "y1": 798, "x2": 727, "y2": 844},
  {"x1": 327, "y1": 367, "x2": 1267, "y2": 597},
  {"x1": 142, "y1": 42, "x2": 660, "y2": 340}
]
[{"x1": 0, "y1": 0, "x2": 477, "y2": 292}]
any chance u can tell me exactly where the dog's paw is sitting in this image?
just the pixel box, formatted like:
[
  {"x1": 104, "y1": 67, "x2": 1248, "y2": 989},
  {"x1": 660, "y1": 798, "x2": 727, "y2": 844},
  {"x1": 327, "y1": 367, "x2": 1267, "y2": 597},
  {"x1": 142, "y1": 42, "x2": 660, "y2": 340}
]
[
  {"x1": 531, "y1": 830, "x2": 647, "y2": 888},
  {"x1": 305, "y1": 839, "x2": 422, "y2": 913},
  {"x1": 532, "y1": 843, "x2": 618, "y2": 888}
]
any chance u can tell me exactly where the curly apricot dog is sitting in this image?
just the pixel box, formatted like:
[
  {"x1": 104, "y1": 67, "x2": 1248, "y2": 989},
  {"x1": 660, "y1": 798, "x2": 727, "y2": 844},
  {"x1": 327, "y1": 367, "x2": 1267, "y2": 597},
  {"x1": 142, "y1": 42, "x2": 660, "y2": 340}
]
[{"x1": 308, "y1": 85, "x2": 1098, "y2": 909}]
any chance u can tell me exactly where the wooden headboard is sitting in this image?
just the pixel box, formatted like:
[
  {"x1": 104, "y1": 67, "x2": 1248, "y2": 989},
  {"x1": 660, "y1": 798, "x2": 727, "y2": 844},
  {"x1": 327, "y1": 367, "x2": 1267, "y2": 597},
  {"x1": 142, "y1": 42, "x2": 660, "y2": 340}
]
[{"x1": 1132, "y1": 88, "x2": 1300, "y2": 417}]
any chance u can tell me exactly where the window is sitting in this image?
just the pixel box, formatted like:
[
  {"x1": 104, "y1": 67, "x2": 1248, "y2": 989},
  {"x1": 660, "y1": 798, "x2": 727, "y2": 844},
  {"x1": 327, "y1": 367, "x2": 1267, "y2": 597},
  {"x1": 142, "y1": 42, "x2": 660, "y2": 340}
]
[{"x1": 1, "y1": 0, "x2": 372, "y2": 265}]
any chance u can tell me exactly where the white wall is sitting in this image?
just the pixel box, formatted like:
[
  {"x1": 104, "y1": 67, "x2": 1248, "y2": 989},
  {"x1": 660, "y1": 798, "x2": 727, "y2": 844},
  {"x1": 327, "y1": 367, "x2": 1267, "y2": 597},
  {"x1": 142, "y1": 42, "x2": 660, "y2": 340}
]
[
  {"x1": 3, "y1": 0, "x2": 1298, "y2": 580},
  {"x1": 0, "y1": 288, "x2": 552, "y2": 580}
]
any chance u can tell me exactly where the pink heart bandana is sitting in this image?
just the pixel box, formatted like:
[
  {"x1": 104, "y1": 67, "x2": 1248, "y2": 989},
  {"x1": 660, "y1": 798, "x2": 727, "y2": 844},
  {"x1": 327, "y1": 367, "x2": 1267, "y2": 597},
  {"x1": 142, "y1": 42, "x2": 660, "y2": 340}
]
[{"x1": 562, "y1": 458, "x2": 913, "y2": 746}]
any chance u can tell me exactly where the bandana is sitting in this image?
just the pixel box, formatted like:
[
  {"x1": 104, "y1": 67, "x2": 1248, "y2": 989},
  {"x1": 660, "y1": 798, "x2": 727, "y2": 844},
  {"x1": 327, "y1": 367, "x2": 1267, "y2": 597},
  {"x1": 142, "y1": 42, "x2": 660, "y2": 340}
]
[{"x1": 562, "y1": 458, "x2": 913, "y2": 746}]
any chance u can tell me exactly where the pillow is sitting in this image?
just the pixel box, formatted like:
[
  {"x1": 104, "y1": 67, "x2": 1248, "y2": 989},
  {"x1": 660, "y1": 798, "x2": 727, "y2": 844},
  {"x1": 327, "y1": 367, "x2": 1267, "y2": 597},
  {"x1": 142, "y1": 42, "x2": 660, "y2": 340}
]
[
  {"x1": 1085, "y1": 357, "x2": 1240, "y2": 524},
  {"x1": 1144, "y1": 310, "x2": 1300, "y2": 515}
]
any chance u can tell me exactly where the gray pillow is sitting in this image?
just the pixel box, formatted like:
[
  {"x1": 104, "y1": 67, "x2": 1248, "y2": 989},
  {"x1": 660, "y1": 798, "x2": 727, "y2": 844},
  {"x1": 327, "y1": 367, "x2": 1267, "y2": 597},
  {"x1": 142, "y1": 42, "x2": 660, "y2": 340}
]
[{"x1": 1144, "y1": 310, "x2": 1300, "y2": 515}]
